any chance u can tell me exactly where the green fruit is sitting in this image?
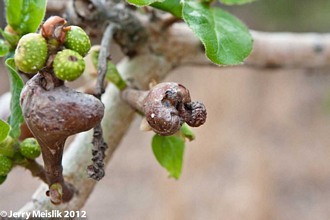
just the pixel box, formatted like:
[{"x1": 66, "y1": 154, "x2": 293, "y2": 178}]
[
  {"x1": 64, "y1": 26, "x2": 91, "y2": 57},
  {"x1": 20, "y1": 138, "x2": 41, "y2": 159},
  {"x1": 0, "y1": 154, "x2": 13, "y2": 176},
  {"x1": 53, "y1": 49, "x2": 86, "y2": 81},
  {"x1": 0, "y1": 175, "x2": 7, "y2": 185},
  {"x1": 0, "y1": 136, "x2": 16, "y2": 158},
  {"x1": 14, "y1": 33, "x2": 48, "y2": 74}
]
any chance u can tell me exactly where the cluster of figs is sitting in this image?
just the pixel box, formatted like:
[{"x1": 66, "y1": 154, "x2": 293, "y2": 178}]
[{"x1": 16, "y1": 16, "x2": 104, "y2": 204}]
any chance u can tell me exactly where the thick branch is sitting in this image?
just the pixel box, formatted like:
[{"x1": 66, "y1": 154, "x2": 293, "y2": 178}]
[
  {"x1": 177, "y1": 25, "x2": 330, "y2": 68},
  {"x1": 48, "y1": 0, "x2": 330, "y2": 68},
  {"x1": 246, "y1": 30, "x2": 330, "y2": 68}
]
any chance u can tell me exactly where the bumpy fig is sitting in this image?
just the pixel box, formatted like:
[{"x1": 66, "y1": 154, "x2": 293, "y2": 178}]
[
  {"x1": 14, "y1": 33, "x2": 48, "y2": 74},
  {"x1": 53, "y1": 49, "x2": 85, "y2": 81},
  {"x1": 0, "y1": 154, "x2": 13, "y2": 176},
  {"x1": 144, "y1": 83, "x2": 189, "y2": 135},
  {"x1": 41, "y1": 16, "x2": 67, "y2": 43},
  {"x1": 122, "y1": 82, "x2": 207, "y2": 136},
  {"x1": 41, "y1": 16, "x2": 70, "y2": 53},
  {"x1": 20, "y1": 73, "x2": 104, "y2": 203},
  {"x1": 20, "y1": 138, "x2": 41, "y2": 159},
  {"x1": 20, "y1": 73, "x2": 104, "y2": 147},
  {"x1": 64, "y1": 26, "x2": 91, "y2": 57}
]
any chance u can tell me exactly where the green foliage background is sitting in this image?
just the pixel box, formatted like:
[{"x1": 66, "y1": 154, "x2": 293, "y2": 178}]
[{"x1": 222, "y1": 0, "x2": 330, "y2": 32}]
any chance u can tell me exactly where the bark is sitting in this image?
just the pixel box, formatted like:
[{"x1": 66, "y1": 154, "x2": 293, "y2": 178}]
[{"x1": 246, "y1": 30, "x2": 330, "y2": 68}]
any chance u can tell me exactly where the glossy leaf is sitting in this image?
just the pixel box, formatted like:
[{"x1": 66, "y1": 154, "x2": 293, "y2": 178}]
[
  {"x1": 0, "y1": 120, "x2": 10, "y2": 143},
  {"x1": 220, "y1": 0, "x2": 256, "y2": 5},
  {"x1": 0, "y1": 39, "x2": 10, "y2": 57},
  {"x1": 151, "y1": 0, "x2": 183, "y2": 18},
  {"x1": 182, "y1": 1, "x2": 253, "y2": 65},
  {"x1": 5, "y1": 58, "x2": 24, "y2": 138},
  {"x1": 5, "y1": 0, "x2": 47, "y2": 35},
  {"x1": 127, "y1": 0, "x2": 163, "y2": 6},
  {"x1": 5, "y1": 0, "x2": 23, "y2": 31},
  {"x1": 152, "y1": 134, "x2": 185, "y2": 179}
]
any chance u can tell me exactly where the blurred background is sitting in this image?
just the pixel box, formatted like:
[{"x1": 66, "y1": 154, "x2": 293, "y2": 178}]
[{"x1": 1, "y1": 0, "x2": 330, "y2": 219}]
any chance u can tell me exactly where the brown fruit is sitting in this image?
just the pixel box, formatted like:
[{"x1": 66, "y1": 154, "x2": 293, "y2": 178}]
[
  {"x1": 20, "y1": 73, "x2": 104, "y2": 203},
  {"x1": 20, "y1": 73, "x2": 104, "y2": 143}
]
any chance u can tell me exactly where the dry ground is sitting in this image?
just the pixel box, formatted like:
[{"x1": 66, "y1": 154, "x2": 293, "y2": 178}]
[{"x1": 1, "y1": 63, "x2": 330, "y2": 220}]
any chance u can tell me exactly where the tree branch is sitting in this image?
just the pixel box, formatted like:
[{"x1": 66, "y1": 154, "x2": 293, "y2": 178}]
[
  {"x1": 175, "y1": 25, "x2": 330, "y2": 68},
  {"x1": 246, "y1": 30, "x2": 330, "y2": 68},
  {"x1": 49, "y1": 0, "x2": 330, "y2": 68},
  {"x1": 19, "y1": 22, "x2": 202, "y2": 213}
]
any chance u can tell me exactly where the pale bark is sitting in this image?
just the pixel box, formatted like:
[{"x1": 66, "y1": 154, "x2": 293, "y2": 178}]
[{"x1": 246, "y1": 31, "x2": 330, "y2": 68}]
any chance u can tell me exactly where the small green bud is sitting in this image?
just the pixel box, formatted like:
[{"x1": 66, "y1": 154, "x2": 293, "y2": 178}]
[
  {"x1": 0, "y1": 154, "x2": 13, "y2": 176},
  {"x1": 53, "y1": 49, "x2": 85, "y2": 81},
  {"x1": 20, "y1": 138, "x2": 41, "y2": 160},
  {"x1": 64, "y1": 26, "x2": 91, "y2": 57}
]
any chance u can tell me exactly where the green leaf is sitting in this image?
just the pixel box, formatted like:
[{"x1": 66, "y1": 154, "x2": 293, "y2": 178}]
[
  {"x1": 5, "y1": 0, "x2": 47, "y2": 35},
  {"x1": 180, "y1": 123, "x2": 195, "y2": 141},
  {"x1": 182, "y1": 1, "x2": 253, "y2": 65},
  {"x1": 127, "y1": 0, "x2": 163, "y2": 6},
  {"x1": 151, "y1": 0, "x2": 183, "y2": 18},
  {"x1": 220, "y1": 0, "x2": 256, "y2": 5},
  {"x1": 152, "y1": 134, "x2": 185, "y2": 179},
  {"x1": 0, "y1": 120, "x2": 10, "y2": 143},
  {"x1": 5, "y1": 0, "x2": 23, "y2": 31},
  {"x1": 5, "y1": 58, "x2": 24, "y2": 139},
  {"x1": 0, "y1": 39, "x2": 10, "y2": 57}
]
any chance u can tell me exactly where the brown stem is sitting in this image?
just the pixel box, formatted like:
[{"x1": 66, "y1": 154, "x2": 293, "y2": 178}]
[
  {"x1": 20, "y1": 72, "x2": 104, "y2": 204},
  {"x1": 23, "y1": 159, "x2": 47, "y2": 184},
  {"x1": 40, "y1": 138, "x2": 74, "y2": 204}
]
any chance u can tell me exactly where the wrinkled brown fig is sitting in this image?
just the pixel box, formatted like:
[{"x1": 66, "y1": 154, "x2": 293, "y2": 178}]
[
  {"x1": 41, "y1": 16, "x2": 70, "y2": 53},
  {"x1": 20, "y1": 73, "x2": 104, "y2": 203},
  {"x1": 121, "y1": 82, "x2": 207, "y2": 136}
]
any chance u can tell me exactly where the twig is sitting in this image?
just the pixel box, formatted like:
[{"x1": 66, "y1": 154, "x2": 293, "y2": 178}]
[
  {"x1": 88, "y1": 23, "x2": 117, "y2": 181},
  {"x1": 23, "y1": 159, "x2": 48, "y2": 184}
]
